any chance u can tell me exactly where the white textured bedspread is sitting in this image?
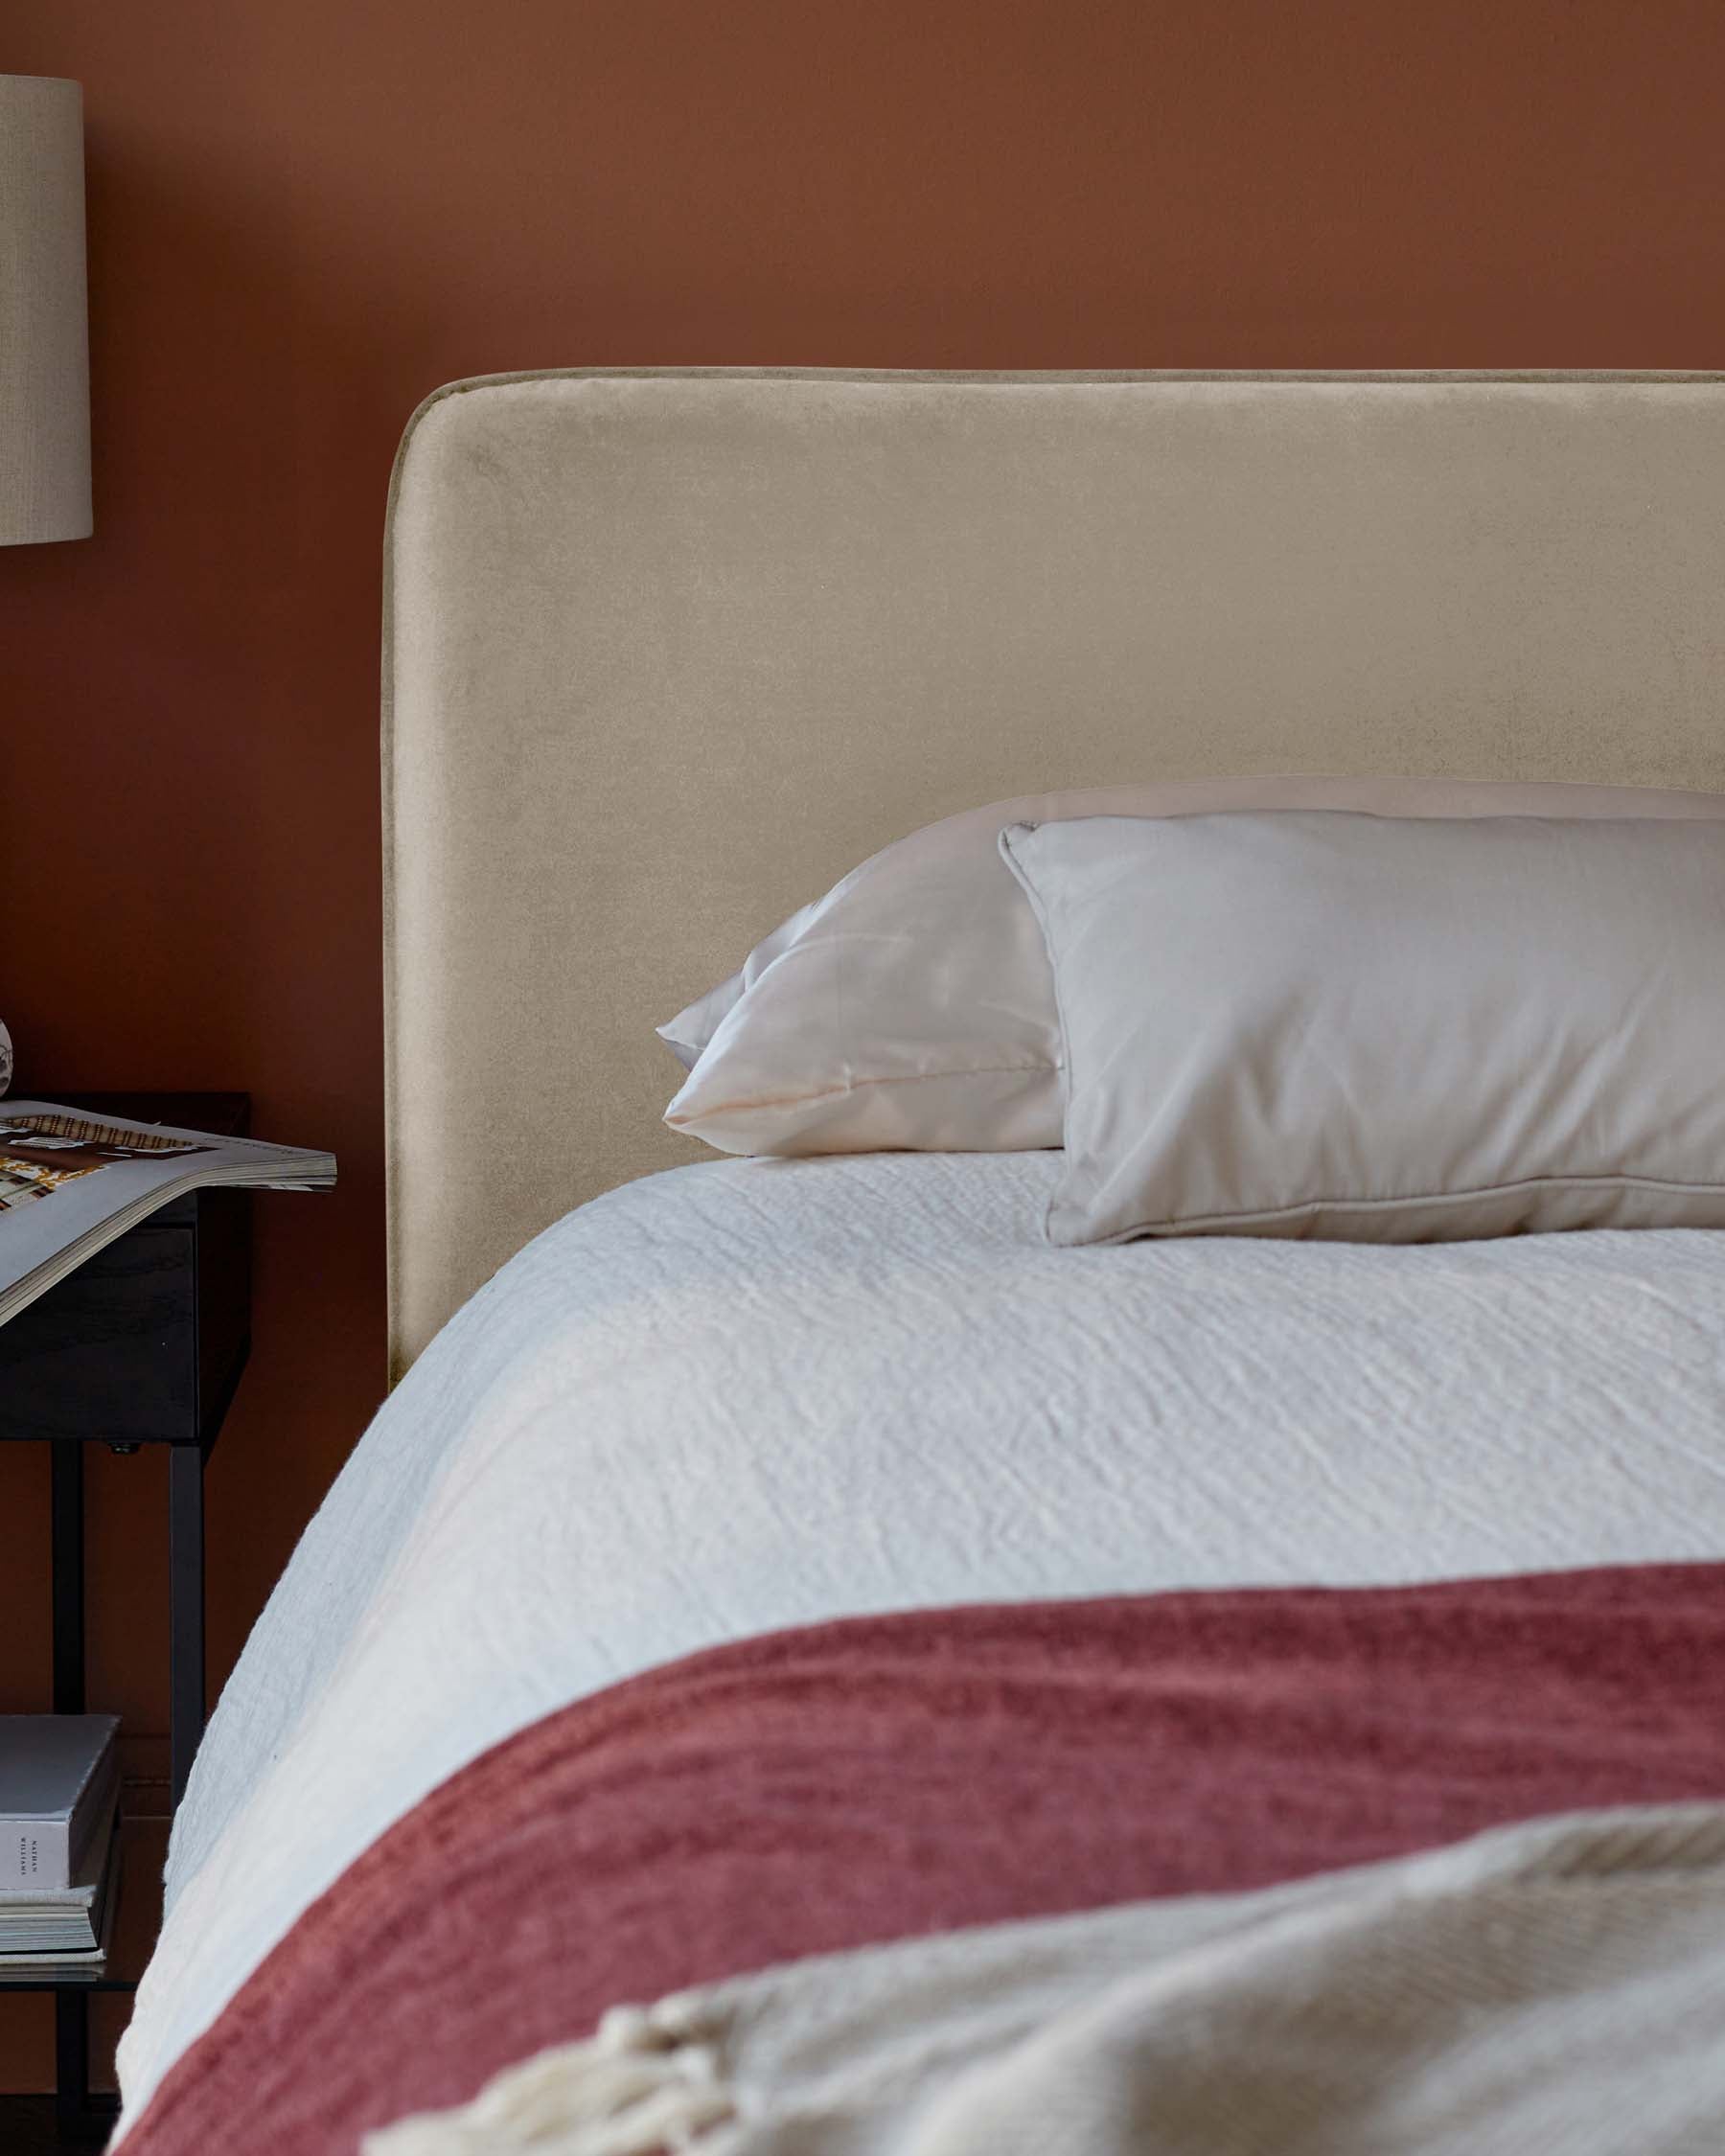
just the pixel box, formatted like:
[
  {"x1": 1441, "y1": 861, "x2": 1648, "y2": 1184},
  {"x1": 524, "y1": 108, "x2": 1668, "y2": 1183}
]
[{"x1": 117, "y1": 1153, "x2": 1725, "y2": 2128}]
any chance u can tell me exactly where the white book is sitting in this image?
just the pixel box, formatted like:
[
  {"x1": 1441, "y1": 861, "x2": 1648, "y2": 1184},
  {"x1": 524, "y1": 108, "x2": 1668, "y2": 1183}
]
[
  {"x1": 0, "y1": 1818, "x2": 122, "y2": 1961},
  {"x1": 0, "y1": 1715, "x2": 120, "y2": 1890},
  {"x1": 0, "y1": 1100, "x2": 335, "y2": 1329}
]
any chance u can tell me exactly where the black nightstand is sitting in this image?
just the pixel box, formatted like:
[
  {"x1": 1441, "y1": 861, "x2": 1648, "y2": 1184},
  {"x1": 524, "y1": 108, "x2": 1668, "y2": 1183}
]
[{"x1": 0, "y1": 1092, "x2": 253, "y2": 2146}]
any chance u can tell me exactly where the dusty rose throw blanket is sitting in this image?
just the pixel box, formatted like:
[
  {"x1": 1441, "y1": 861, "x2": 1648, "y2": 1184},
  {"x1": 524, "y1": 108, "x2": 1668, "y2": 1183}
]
[{"x1": 121, "y1": 1564, "x2": 1725, "y2": 2155}]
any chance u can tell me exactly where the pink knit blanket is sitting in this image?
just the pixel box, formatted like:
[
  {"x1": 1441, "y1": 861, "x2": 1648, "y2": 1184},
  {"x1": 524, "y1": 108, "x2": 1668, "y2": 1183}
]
[{"x1": 122, "y1": 1563, "x2": 1725, "y2": 2154}]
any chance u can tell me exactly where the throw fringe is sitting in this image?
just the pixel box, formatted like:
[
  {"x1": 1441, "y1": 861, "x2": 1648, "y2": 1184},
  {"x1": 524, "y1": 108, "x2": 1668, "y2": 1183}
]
[{"x1": 363, "y1": 2003, "x2": 737, "y2": 2156}]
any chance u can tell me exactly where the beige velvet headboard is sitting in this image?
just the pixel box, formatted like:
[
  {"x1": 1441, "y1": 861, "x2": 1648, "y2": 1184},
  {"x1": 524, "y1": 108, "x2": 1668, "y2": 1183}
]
[{"x1": 383, "y1": 367, "x2": 1725, "y2": 1378}]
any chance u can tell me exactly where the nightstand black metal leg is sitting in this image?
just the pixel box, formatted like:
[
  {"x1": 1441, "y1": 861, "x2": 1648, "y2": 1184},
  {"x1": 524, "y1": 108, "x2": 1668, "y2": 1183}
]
[
  {"x1": 54, "y1": 1993, "x2": 89, "y2": 2131},
  {"x1": 169, "y1": 1445, "x2": 205, "y2": 1808},
  {"x1": 50, "y1": 1446, "x2": 102, "y2": 2135}
]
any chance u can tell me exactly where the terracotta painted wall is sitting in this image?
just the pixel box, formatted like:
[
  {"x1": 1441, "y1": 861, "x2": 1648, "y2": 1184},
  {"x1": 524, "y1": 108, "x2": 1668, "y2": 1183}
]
[{"x1": 3, "y1": 0, "x2": 1723, "y2": 2093}]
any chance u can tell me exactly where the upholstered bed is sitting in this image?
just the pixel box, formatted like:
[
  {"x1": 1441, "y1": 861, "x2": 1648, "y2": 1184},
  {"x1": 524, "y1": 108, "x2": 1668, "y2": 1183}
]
[
  {"x1": 114, "y1": 372, "x2": 1725, "y2": 2151},
  {"x1": 379, "y1": 367, "x2": 1725, "y2": 1370}
]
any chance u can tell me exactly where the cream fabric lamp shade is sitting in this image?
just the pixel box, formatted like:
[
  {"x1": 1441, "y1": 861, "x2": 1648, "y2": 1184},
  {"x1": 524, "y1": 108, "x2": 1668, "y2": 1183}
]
[{"x1": 0, "y1": 75, "x2": 91, "y2": 543}]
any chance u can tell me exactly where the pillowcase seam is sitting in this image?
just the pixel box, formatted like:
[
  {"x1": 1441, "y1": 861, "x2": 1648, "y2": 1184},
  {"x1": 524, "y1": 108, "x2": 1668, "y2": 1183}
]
[
  {"x1": 668, "y1": 1059, "x2": 1056, "y2": 1130},
  {"x1": 1064, "y1": 1170, "x2": 1725, "y2": 1245}
]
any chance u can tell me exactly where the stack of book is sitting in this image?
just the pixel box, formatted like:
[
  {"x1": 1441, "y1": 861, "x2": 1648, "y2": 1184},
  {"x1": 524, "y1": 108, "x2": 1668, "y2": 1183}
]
[{"x1": 0, "y1": 1714, "x2": 122, "y2": 1973}]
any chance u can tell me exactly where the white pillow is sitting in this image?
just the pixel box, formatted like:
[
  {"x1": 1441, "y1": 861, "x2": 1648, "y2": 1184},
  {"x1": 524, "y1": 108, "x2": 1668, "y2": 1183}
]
[
  {"x1": 662, "y1": 777, "x2": 1725, "y2": 1158},
  {"x1": 1000, "y1": 810, "x2": 1725, "y2": 1245}
]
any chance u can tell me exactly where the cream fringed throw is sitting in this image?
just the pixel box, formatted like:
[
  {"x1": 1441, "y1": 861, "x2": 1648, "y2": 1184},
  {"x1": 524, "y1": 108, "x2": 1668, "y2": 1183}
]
[{"x1": 366, "y1": 1804, "x2": 1725, "y2": 2156}]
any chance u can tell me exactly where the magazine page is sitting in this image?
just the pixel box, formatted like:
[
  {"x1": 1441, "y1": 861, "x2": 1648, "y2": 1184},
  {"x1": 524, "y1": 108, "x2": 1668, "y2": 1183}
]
[{"x1": 0, "y1": 1102, "x2": 335, "y2": 1329}]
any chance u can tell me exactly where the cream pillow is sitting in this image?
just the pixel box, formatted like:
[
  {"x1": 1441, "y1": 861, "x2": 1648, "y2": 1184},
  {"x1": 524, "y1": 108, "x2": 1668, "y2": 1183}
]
[
  {"x1": 1000, "y1": 810, "x2": 1725, "y2": 1245},
  {"x1": 662, "y1": 777, "x2": 1725, "y2": 1158}
]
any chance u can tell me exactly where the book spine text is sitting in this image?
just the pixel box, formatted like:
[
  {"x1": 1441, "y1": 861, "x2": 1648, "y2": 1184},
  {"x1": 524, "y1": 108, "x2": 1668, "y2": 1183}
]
[{"x1": 2, "y1": 1821, "x2": 72, "y2": 1890}]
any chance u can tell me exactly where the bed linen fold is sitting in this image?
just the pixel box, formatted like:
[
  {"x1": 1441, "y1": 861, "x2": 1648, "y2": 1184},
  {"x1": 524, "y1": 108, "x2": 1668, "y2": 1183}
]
[
  {"x1": 370, "y1": 1800, "x2": 1725, "y2": 2156},
  {"x1": 119, "y1": 1562, "x2": 1725, "y2": 2156}
]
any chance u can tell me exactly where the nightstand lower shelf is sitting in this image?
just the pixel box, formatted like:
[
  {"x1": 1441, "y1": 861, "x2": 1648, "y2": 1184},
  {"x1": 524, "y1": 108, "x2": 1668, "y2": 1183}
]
[{"x1": 0, "y1": 1819, "x2": 167, "y2": 2145}]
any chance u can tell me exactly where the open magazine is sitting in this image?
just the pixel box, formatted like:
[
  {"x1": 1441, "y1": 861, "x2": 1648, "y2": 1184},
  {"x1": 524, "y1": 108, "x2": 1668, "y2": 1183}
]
[{"x1": 0, "y1": 1101, "x2": 335, "y2": 1330}]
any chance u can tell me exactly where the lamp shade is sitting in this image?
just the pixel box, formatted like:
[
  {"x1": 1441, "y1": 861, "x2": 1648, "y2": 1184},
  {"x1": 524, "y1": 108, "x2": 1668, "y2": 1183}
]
[{"x1": 0, "y1": 76, "x2": 91, "y2": 544}]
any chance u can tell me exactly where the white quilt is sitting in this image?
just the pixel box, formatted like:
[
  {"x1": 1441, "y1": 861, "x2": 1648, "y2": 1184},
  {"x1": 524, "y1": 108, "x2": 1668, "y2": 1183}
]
[{"x1": 116, "y1": 1152, "x2": 1725, "y2": 2130}]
